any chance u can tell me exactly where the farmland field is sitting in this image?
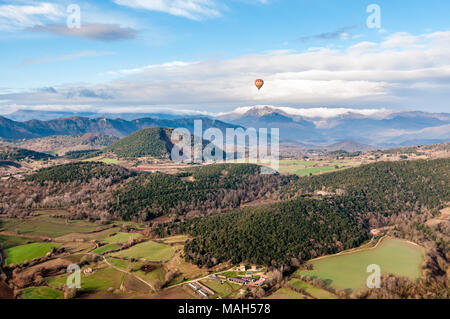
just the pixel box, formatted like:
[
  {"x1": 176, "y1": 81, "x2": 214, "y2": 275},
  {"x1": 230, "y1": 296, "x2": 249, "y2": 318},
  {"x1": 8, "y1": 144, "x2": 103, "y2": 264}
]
[
  {"x1": 265, "y1": 287, "x2": 310, "y2": 299},
  {"x1": 5, "y1": 242, "x2": 61, "y2": 265},
  {"x1": 92, "y1": 244, "x2": 120, "y2": 254},
  {"x1": 20, "y1": 286, "x2": 64, "y2": 299},
  {"x1": 289, "y1": 278, "x2": 337, "y2": 299},
  {"x1": 111, "y1": 240, "x2": 175, "y2": 261},
  {"x1": 47, "y1": 265, "x2": 125, "y2": 294},
  {"x1": 55, "y1": 228, "x2": 117, "y2": 242},
  {"x1": 200, "y1": 279, "x2": 241, "y2": 298},
  {"x1": 296, "y1": 237, "x2": 425, "y2": 292},
  {"x1": 0, "y1": 234, "x2": 37, "y2": 249},
  {"x1": 106, "y1": 257, "x2": 130, "y2": 269},
  {"x1": 0, "y1": 218, "x2": 98, "y2": 238},
  {"x1": 259, "y1": 159, "x2": 358, "y2": 176},
  {"x1": 104, "y1": 232, "x2": 142, "y2": 244},
  {"x1": 83, "y1": 156, "x2": 118, "y2": 164},
  {"x1": 159, "y1": 235, "x2": 189, "y2": 244}
]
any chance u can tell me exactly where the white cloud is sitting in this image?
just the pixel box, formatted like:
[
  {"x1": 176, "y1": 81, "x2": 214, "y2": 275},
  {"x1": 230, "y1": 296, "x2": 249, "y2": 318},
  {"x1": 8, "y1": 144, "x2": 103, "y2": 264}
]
[
  {"x1": 0, "y1": 2, "x2": 64, "y2": 30},
  {"x1": 2, "y1": 30, "x2": 450, "y2": 113},
  {"x1": 113, "y1": 0, "x2": 222, "y2": 20},
  {"x1": 381, "y1": 32, "x2": 422, "y2": 49},
  {"x1": 220, "y1": 105, "x2": 391, "y2": 119},
  {"x1": 108, "y1": 61, "x2": 196, "y2": 75}
]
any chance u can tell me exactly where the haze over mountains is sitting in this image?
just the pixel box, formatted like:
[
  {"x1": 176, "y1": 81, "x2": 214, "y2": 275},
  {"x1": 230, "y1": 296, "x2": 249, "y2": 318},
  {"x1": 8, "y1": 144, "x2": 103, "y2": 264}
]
[
  {"x1": 1, "y1": 106, "x2": 449, "y2": 149},
  {"x1": 217, "y1": 106, "x2": 450, "y2": 147},
  {"x1": 0, "y1": 115, "x2": 241, "y2": 140}
]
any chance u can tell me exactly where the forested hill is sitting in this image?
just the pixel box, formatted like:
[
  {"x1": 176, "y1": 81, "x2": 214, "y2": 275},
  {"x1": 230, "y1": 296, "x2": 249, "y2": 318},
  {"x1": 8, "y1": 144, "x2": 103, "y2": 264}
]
[
  {"x1": 106, "y1": 126, "x2": 226, "y2": 160},
  {"x1": 170, "y1": 158, "x2": 449, "y2": 268},
  {"x1": 106, "y1": 127, "x2": 174, "y2": 158},
  {"x1": 109, "y1": 163, "x2": 293, "y2": 221},
  {"x1": 26, "y1": 162, "x2": 136, "y2": 184},
  {"x1": 281, "y1": 158, "x2": 450, "y2": 214},
  {"x1": 181, "y1": 198, "x2": 369, "y2": 268}
]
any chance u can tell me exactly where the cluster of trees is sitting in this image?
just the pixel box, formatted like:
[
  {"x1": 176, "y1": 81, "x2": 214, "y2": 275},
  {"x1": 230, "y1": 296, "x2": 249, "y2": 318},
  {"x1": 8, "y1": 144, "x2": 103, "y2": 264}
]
[
  {"x1": 177, "y1": 197, "x2": 369, "y2": 268},
  {"x1": 64, "y1": 149, "x2": 102, "y2": 159},
  {"x1": 0, "y1": 147, "x2": 54, "y2": 161},
  {"x1": 281, "y1": 159, "x2": 449, "y2": 215},
  {"x1": 26, "y1": 162, "x2": 135, "y2": 184},
  {"x1": 1, "y1": 162, "x2": 136, "y2": 220},
  {"x1": 109, "y1": 163, "x2": 292, "y2": 221}
]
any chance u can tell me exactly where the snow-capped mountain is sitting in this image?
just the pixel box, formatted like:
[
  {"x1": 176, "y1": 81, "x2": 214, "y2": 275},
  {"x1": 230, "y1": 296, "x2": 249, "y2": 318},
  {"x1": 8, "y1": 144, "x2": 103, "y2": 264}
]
[{"x1": 217, "y1": 106, "x2": 450, "y2": 147}]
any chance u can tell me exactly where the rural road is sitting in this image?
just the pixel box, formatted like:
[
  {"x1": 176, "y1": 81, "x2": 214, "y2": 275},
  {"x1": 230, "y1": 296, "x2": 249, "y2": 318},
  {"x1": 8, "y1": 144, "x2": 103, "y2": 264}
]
[{"x1": 101, "y1": 256, "x2": 156, "y2": 292}]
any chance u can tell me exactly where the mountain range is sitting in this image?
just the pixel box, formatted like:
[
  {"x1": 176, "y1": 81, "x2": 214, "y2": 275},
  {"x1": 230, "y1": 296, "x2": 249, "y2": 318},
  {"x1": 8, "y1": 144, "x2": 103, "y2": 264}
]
[
  {"x1": 217, "y1": 106, "x2": 450, "y2": 147},
  {"x1": 1, "y1": 106, "x2": 449, "y2": 149},
  {"x1": 0, "y1": 115, "x2": 241, "y2": 140}
]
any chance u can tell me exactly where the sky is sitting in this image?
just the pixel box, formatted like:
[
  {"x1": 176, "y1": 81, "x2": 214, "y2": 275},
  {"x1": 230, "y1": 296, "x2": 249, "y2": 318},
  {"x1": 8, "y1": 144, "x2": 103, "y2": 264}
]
[{"x1": 1, "y1": 0, "x2": 450, "y2": 115}]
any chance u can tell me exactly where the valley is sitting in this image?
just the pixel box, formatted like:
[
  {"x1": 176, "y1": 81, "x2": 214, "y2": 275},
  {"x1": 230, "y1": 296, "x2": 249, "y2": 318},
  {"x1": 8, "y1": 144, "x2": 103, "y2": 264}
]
[{"x1": 0, "y1": 124, "x2": 448, "y2": 300}]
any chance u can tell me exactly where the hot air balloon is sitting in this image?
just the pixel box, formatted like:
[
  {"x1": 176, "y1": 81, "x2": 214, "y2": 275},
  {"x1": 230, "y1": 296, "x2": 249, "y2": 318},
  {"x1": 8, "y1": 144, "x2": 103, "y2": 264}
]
[{"x1": 255, "y1": 79, "x2": 264, "y2": 90}]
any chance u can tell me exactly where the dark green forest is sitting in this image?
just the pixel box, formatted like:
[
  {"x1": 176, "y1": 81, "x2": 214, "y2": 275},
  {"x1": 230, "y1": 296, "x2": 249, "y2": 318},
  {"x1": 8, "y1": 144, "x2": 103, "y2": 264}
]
[
  {"x1": 109, "y1": 163, "x2": 292, "y2": 220},
  {"x1": 0, "y1": 147, "x2": 54, "y2": 161},
  {"x1": 282, "y1": 158, "x2": 450, "y2": 214},
  {"x1": 180, "y1": 197, "x2": 369, "y2": 267},
  {"x1": 22, "y1": 158, "x2": 449, "y2": 269},
  {"x1": 106, "y1": 127, "x2": 173, "y2": 158},
  {"x1": 64, "y1": 149, "x2": 102, "y2": 159},
  {"x1": 167, "y1": 158, "x2": 449, "y2": 268},
  {"x1": 26, "y1": 162, "x2": 136, "y2": 184}
]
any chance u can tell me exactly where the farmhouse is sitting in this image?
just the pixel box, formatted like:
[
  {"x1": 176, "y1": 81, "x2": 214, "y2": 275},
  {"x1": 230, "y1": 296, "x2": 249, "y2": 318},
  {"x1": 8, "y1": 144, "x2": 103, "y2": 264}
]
[
  {"x1": 83, "y1": 268, "x2": 93, "y2": 276},
  {"x1": 187, "y1": 281, "x2": 214, "y2": 297},
  {"x1": 228, "y1": 277, "x2": 255, "y2": 286}
]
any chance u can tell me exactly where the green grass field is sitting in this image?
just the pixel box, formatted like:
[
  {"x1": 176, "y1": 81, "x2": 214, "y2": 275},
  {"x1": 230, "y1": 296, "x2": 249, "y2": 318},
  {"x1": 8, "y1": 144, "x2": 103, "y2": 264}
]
[
  {"x1": 135, "y1": 265, "x2": 165, "y2": 287},
  {"x1": 106, "y1": 257, "x2": 130, "y2": 269},
  {"x1": 294, "y1": 166, "x2": 337, "y2": 175},
  {"x1": 92, "y1": 244, "x2": 120, "y2": 254},
  {"x1": 102, "y1": 158, "x2": 119, "y2": 164},
  {"x1": 296, "y1": 237, "x2": 425, "y2": 292},
  {"x1": 1, "y1": 218, "x2": 98, "y2": 238},
  {"x1": 200, "y1": 279, "x2": 241, "y2": 298},
  {"x1": 160, "y1": 235, "x2": 189, "y2": 243},
  {"x1": 111, "y1": 240, "x2": 175, "y2": 262},
  {"x1": 47, "y1": 266, "x2": 125, "y2": 293},
  {"x1": 83, "y1": 156, "x2": 118, "y2": 164},
  {"x1": 289, "y1": 278, "x2": 337, "y2": 299},
  {"x1": 20, "y1": 286, "x2": 64, "y2": 299},
  {"x1": 260, "y1": 159, "x2": 356, "y2": 176},
  {"x1": 0, "y1": 234, "x2": 37, "y2": 249},
  {"x1": 104, "y1": 232, "x2": 142, "y2": 244},
  {"x1": 55, "y1": 227, "x2": 118, "y2": 242},
  {"x1": 5, "y1": 242, "x2": 61, "y2": 265},
  {"x1": 265, "y1": 287, "x2": 310, "y2": 299}
]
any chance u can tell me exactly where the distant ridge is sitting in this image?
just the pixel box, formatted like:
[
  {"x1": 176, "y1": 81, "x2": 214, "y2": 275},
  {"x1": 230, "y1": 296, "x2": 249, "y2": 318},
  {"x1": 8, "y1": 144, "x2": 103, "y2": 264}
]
[
  {"x1": 218, "y1": 105, "x2": 450, "y2": 147},
  {"x1": 325, "y1": 140, "x2": 375, "y2": 152},
  {"x1": 0, "y1": 116, "x2": 241, "y2": 140}
]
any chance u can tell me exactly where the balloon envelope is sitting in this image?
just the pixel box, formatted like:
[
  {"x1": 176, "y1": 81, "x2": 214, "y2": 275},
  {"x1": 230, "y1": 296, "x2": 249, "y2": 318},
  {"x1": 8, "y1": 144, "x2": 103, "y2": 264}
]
[{"x1": 255, "y1": 79, "x2": 264, "y2": 90}]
